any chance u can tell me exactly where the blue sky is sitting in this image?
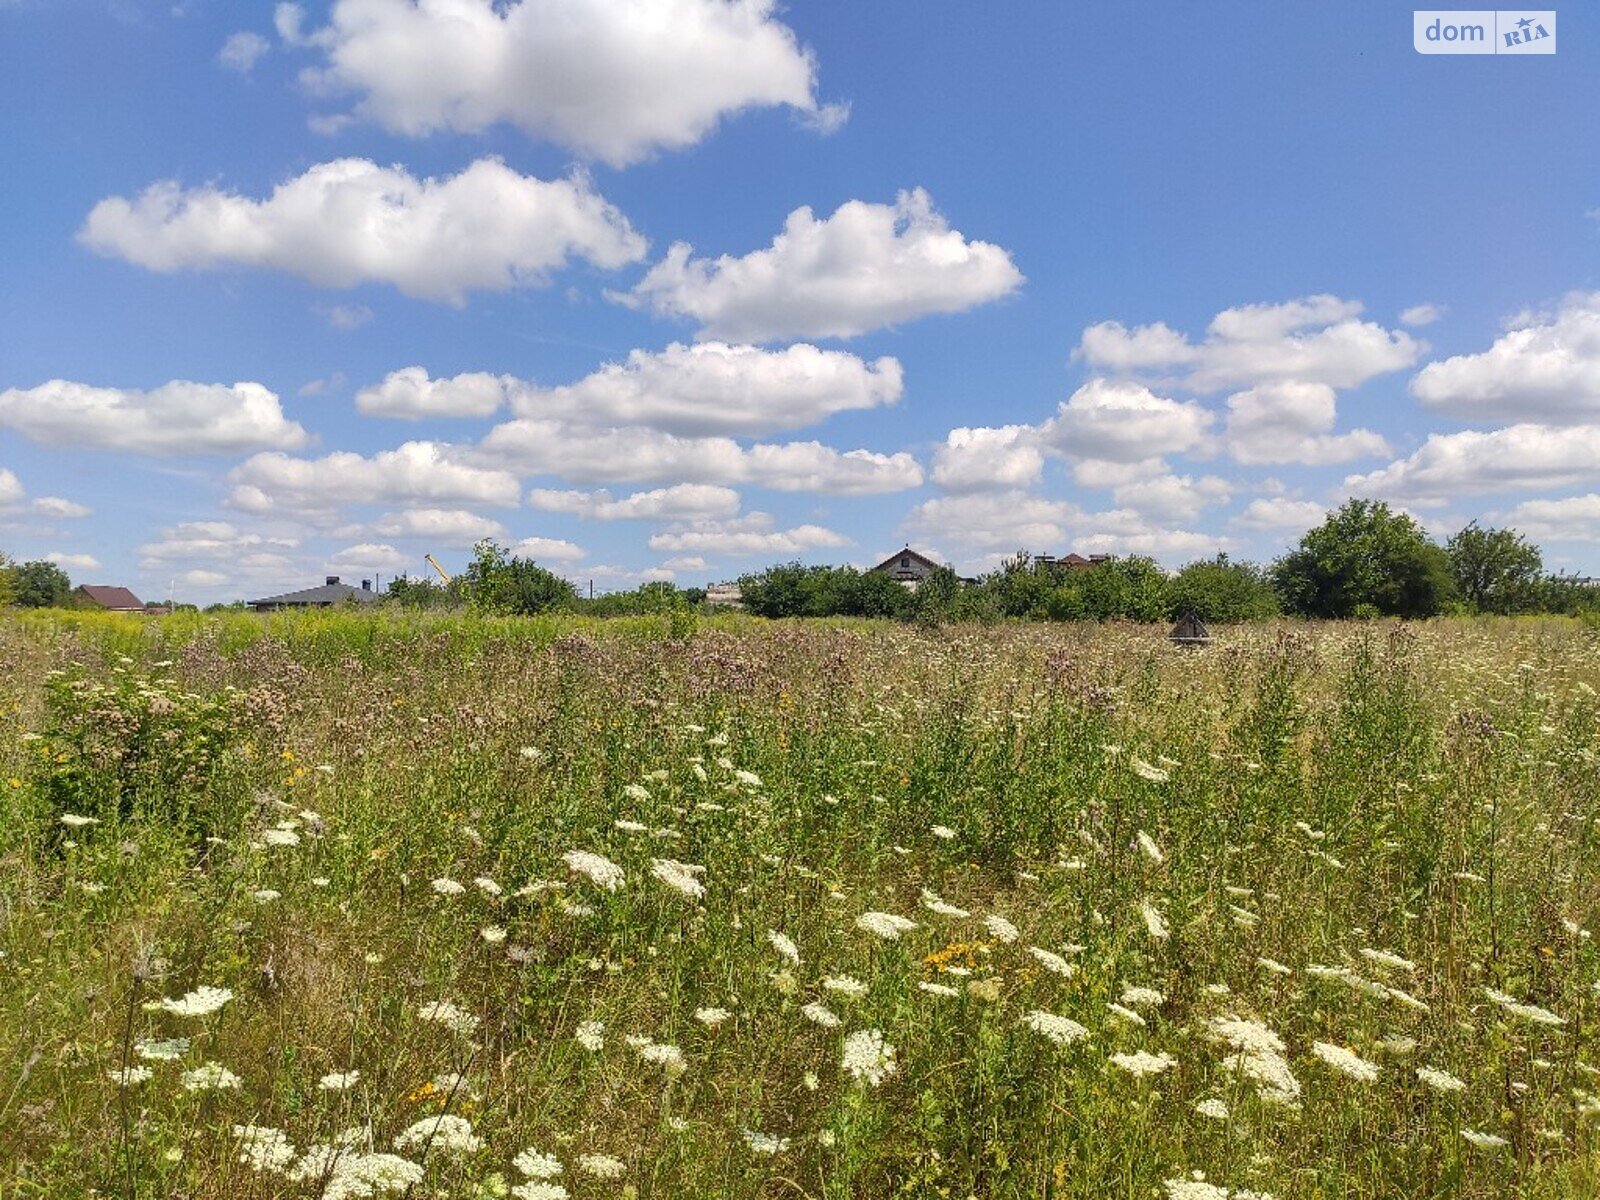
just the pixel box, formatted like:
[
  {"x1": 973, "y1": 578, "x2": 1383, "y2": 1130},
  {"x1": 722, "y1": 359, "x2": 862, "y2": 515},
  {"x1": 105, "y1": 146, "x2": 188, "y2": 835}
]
[{"x1": 2, "y1": 0, "x2": 1598, "y2": 602}]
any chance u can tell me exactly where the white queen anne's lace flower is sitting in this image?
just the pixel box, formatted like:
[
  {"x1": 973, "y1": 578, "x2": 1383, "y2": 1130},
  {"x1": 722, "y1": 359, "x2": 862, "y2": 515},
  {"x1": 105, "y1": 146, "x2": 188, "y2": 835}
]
[
  {"x1": 841, "y1": 1028, "x2": 897, "y2": 1086},
  {"x1": 1021, "y1": 1010, "x2": 1089, "y2": 1046},
  {"x1": 562, "y1": 851, "x2": 625, "y2": 891},
  {"x1": 161, "y1": 986, "x2": 234, "y2": 1018},
  {"x1": 1312, "y1": 1041, "x2": 1380, "y2": 1082},
  {"x1": 856, "y1": 911, "x2": 917, "y2": 940}
]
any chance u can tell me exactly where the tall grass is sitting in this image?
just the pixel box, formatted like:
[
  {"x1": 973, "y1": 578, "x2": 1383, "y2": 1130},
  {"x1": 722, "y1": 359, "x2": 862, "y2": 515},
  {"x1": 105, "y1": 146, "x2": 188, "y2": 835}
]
[{"x1": 1, "y1": 611, "x2": 1597, "y2": 1198}]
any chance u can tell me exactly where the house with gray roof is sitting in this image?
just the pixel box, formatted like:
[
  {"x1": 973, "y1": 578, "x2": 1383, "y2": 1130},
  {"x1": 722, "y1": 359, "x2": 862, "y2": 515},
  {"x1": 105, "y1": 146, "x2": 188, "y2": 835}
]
[{"x1": 248, "y1": 576, "x2": 382, "y2": 612}]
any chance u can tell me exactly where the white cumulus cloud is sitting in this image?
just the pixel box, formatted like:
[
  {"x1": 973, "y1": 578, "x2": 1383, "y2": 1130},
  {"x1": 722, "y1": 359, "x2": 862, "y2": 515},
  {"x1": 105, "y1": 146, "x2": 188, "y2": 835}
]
[
  {"x1": 1040, "y1": 379, "x2": 1214, "y2": 464},
  {"x1": 1225, "y1": 380, "x2": 1390, "y2": 465},
  {"x1": 623, "y1": 189, "x2": 1022, "y2": 342},
  {"x1": 1411, "y1": 293, "x2": 1600, "y2": 425},
  {"x1": 931, "y1": 426, "x2": 1045, "y2": 492},
  {"x1": 368, "y1": 508, "x2": 506, "y2": 544},
  {"x1": 293, "y1": 0, "x2": 828, "y2": 166},
  {"x1": 80, "y1": 157, "x2": 646, "y2": 304},
  {"x1": 219, "y1": 30, "x2": 270, "y2": 72},
  {"x1": 357, "y1": 368, "x2": 513, "y2": 420},
  {"x1": 508, "y1": 342, "x2": 902, "y2": 436},
  {"x1": 528, "y1": 483, "x2": 740, "y2": 521},
  {"x1": 1346, "y1": 423, "x2": 1600, "y2": 505},
  {"x1": 647, "y1": 513, "x2": 848, "y2": 556},
  {"x1": 46, "y1": 551, "x2": 101, "y2": 571},
  {"x1": 0, "y1": 379, "x2": 308, "y2": 456},
  {"x1": 229, "y1": 441, "x2": 522, "y2": 514}
]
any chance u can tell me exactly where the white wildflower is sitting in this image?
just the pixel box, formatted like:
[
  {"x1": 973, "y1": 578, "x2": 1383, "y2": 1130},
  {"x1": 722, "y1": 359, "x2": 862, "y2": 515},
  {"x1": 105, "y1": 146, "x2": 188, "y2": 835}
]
[
  {"x1": 1120, "y1": 986, "x2": 1165, "y2": 1009},
  {"x1": 514, "y1": 1148, "x2": 564, "y2": 1179},
  {"x1": 802, "y1": 1002, "x2": 842, "y2": 1028},
  {"x1": 161, "y1": 986, "x2": 233, "y2": 1018},
  {"x1": 181, "y1": 1062, "x2": 242, "y2": 1091},
  {"x1": 822, "y1": 975, "x2": 868, "y2": 998},
  {"x1": 393, "y1": 1114, "x2": 483, "y2": 1155},
  {"x1": 1460, "y1": 1128, "x2": 1509, "y2": 1148},
  {"x1": 742, "y1": 1129, "x2": 790, "y2": 1154},
  {"x1": 1130, "y1": 756, "x2": 1169, "y2": 783},
  {"x1": 1021, "y1": 1010, "x2": 1090, "y2": 1046},
  {"x1": 135, "y1": 1037, "x2": 190, "y2": 1061},
  {"x1": 108, "y1": 1065, "x2": 153, "y2": 1086},
  {"x1": 1416, "y1": 1066, "x2": 1467, "y2": 1093},
  {"x1": 562, "y1": 850, "x2": 625, "y2": 891},
  {"x1": 920, "y1": 888, "x2": 970, "y2": 918},
  {"x1": 1137, "y1": 830, "x2": 1165, "y2": 864},
  {"x1": 650, "y1": 858, "x2": 706, "y2": 900},
  {"x1": 1484, "y1": 987, "x2": 1565, "y2": 1027},
  {"x1": 694, "y1": 1007, "x2": 731, "y2": 1027},
  {"x1": 577, "y1": 1153, "x2": 627, "y2": 1179},
  {"x1": 575, "y1": 1020, "x2": 605, "y2": 1052},
  {"x1": 1312, "y1": 1042, "x2": 1380, "y2": 1082},
  {"x1": 1141, "y1": 901, "x2": 1169, "y2": 941},
  {"x1": 1028, "y1": 946, "x2": 1076, "y2": 977},
  {"x1": 1193, "y1": 1097, "x2": 1230, "y2": 1120},
  {"x1": 919, "y1": 981, "x2": 960, "y2": 998},
  {"x1": 474, "y1": 876, "x2": 503, "y2": 896},
  {"x1": 856, "y1": 911, "x2": 917, "y2": 940},
  {"x1": 930, "y1": 824, "x2": 957, "y2": 840},
  {"x1": 983, "y1": 914, "x2": 1020, "y2": 943},
  {"x1": 59, "y1": 813, "x2": 98, "y2": 828},
  {"x1": 1110, "y1": 1050, "x2": 1176, "y2": 1078},
  {"x1": 319, "y1": 1070, "x2": 361, "y2": 1090},
  {"x1": 417, "y1": 999, "x2": 479, "y2": 1036},
  {"x1": 842, "y1": 1028, "x2": 896, "y2": 1086},
  {"x1": 766, "y1": 930, "x2": 801, "y2": 965},
  {"x1": 234, "y1": 1125, "x2": 296, "y2": 1174},
  {"x1": 431, "y1": 877, "x2": 466, "y2": 896},
  {"x1": 1107, "y1": 1002, "x2": 1146, "y2": 1026}
]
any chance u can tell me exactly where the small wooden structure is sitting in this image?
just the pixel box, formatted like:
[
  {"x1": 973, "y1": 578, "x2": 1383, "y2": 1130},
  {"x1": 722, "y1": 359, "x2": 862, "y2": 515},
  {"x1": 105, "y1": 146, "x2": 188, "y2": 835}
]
[{"x1": 1169, "y1": 612, "x2": 1212, "y2": 647}]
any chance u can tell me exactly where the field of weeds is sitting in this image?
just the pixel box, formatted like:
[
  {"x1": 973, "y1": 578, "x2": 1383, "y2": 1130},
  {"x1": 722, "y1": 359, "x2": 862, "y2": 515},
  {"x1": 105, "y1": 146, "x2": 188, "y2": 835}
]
[{"x1": 2, "y1": 610, "x2": 1599, "y2": 1199}]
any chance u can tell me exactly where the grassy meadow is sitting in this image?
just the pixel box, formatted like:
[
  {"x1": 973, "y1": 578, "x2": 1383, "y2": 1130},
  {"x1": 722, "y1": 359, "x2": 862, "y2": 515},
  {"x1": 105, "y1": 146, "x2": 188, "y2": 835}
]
[{"x1": 2, "y1": 609, "x2": 1599, "y2": 1199}]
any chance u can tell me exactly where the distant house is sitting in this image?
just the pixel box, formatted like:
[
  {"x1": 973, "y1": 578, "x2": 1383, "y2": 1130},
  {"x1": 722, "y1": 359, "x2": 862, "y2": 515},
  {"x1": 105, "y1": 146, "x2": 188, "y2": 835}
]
[
  {"x1": 1035, "y1": 552, "x2": 1114, "y2": 571},
  {"x1": 248, "y1": 576, "x2": 382, "y2": 612},
  {"x1": 75, "y1": 584, "x2": 145, "y2": 612},
  {"x1": 869, "y1": 546, "x2": 944, "y2": 586},
  {"x1": 704, "y1": 582, "x2": 744, "y2": 609}
]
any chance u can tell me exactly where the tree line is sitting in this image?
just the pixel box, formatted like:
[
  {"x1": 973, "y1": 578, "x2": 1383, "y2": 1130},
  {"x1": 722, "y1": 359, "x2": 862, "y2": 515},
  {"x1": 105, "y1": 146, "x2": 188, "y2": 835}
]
[{"x1": 5, "y1": 501, "x2": 1597, "y2": 623}]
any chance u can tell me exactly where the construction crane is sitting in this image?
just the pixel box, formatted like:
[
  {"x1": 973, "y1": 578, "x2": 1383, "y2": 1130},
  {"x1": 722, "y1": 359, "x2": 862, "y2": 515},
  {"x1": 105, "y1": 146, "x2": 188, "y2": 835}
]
[{"x1": 424, "y1": 554, "x2": 453, "y2": 584}]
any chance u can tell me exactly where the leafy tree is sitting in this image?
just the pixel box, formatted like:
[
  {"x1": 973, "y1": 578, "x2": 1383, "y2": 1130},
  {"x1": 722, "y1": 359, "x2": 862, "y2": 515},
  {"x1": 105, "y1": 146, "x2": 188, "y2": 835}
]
[
  {"x1": 1166, "y1": 554, "x2": 1280, "y2": 622},
  {"x1": 1079, "y1": 556, "x2": 1170, "y2": 621},
  {"x1": 0, "y1": 553, "x2": 15, "y2": 608},
  {"x1": 1272, "y1": 500, "x2": 1456, "y2": 618},
  {"x1": 1447, "y1": 522, "x2": 1543, "y2": 614},
  {"x1": 384, "y1": 575, "x2": 457, "y2": 609},
  {"x1": 13, "y1": 559, "x2": 73, "y2": 608},
  {"x1": 464, "y1": 539, "x2": 577, "y2": 616}
]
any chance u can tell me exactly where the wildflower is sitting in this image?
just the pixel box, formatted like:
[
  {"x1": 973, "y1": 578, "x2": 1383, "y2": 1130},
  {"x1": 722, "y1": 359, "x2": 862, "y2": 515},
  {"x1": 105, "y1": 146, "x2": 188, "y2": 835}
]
[
  {"x1": 802, "y1": 1002, "x2": 842, "y2": 1028},
  {"x1": 919, "y1": 981, "x2": 960, "y2": 998},
  {"x1": 481, "y1": 925, "x2": 507, "y2": 944},
  {"x1": 135, "y1": 1037, "x2": 190, "y2": 1061},
  {"x1": 983, "y1": 914, "x2": 1020, "y2": 943},
  {"x1": 931, "y1": 824, "x2": 956, "y2": 840},
  {"x1": 1120, "y1": 986, "x2": 1165, "y2": 1009},
  {"x1": 512, "y1": 1184, "x2": 568, "y2": 1200},
  {"x1": 614, "y1": 819, "x2": 648, "y2": 833},
  {"x1": 393, "y1": 1114, "x2": 483, "y2": 1155},
  {"x1": 1140, "y1": 901, "x2": 1169, "y2": 941},
  {"x1": 1312, "y1": 1042, "x2": 1380, "y2": 1082},
  {"x1": 312, "y1": 1152, "x2": 424, "y2": 1199},
  {"x1": 108, "y1": 1065, "x2": 153, "y2": 1086},
  {"x1": 562, "y1": 851, "x2": 625, "y2": 892},
  {"x1": 1360, "y1": 948, "x2": 1416, "y2": 973},
  {"x1": 842, "y1": 1029, "x2": 897, "y2": 1086},
  {"x1": 1210, "y1": 1015, "x2": 1300, "y2": 1105},
  {"x1": 60, "y1": 813, "x2": 98, "y2": 828},
  {"x1": 766, "y1": 930, "x2": 801, "y2": 965},
  {"x1": 518, "y1": 746, "x2": 542, "y2": 760},
  {"x1": 694, "y1": 1007, "x2": 731, "y2": 1027},
  {"x1": 575, "y1": 1021, "x2": 605, "y2": 1051},
  {"x1": 1022, "y1": 1010, "x2": 1089, "y2": 1046},
  {"x1": 577, "y1": 1153, "x2": 627, "y2": 1179},
  {"x1": 650, "y1": 858, "x2": 705, "y2": 899},
  {"x1": 475, "y1": 876, "x2": 503, "y2": 896},
  {"x1": 1110, "y1": 1050, "x2": 1176, "y2": 1078},
  {"x1": 1460, "y1": 1128, "x2": 1509, "y2": 1149},
  {"x1": 514, "y1": 1149, "x2": 564, "y2": 1179},
  {"x1": 1108, "y1": 1002, "x2": 1146, "y2": 1026},
  {"x1": 856, "y1": 911, "x2": 917, "y2": 940},
  {"x1": 262, "y1": 828, "x2": 300, "y2": 847},
  {"x1": 160, "y1": 985, "x2": 234, "y2": 1018},
  {"x1": 742, "y1": 1129, "x2": 791, "y2": 1154},
  {"x1": 319, "y1": 1070, "x2": 361, "y2": 1090},
  {"x1": 1130, "y1": 756, "x2": 1169, "y2": 783},
  {"x1": 1028, "y1": 946, "x2": 1076, "y2": 977},
  {"x1": 431, "y1": 877, "x2": 466, "y2": 896},
  {"x1": 1484, "y1": 987, "x2": 1565, "y2": 1027},
  {"x1": 822, "y1": 975, "x2": 868, "y2": 998},
  {"x1": 251, "y1": 889, "x2": 281, "y2": 904},
  {"x1": 1137, "y1": 830, "x2": 1165, "y2": 864},
  {"x1": 920, "y1": 889, "x2": 970, "y2": 918},
  {"x1": 1376, "y1": 1036, "x2": 1418, "y2": 1056},
  {"x1": 1416, "y1": 1066, "x2": 1467, "y2": 1093},
  {"x1": 234, "y1": 1125, "x2": 297, "y2": 1173},
  {"x1": 417, "y1": 999, "x2": 480, "y2": 1036},
  {"x1": 1193, "y1": 1097, "x2": 1230, "y2": 1120},
  {"x1": 628, "y1": 1037, "x2": 687, "y2": 1076},
  {"x1": 182, "y1": 1062, "x2": 243, "y2": 1091},
  {"x1": 1162, "y1": 1177, "x2": 1229, "y2": 1200}
]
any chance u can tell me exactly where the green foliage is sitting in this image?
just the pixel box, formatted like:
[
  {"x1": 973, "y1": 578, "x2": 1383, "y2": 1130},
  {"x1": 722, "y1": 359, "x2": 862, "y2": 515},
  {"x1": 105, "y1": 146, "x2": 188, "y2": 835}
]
[
  {"x1": 464, "y1": 538, "x2": 578, "y2": 616},
  {"x1": 1447, "y1": 522, "x2": 1544, "y2": 614},
  {"x1": 383, "y1": 574, "x2": 459, "y2": 609},
  {"x1": 1165, "y1": 554, "x2": 1280, "y2": 622},
  {"x1": 30, "y1": 666, "x2": 253, "y2": 834},
  {"x1": 13, "y1": 558, "x2": 74, "y2": 608},
  {"x1": 736, "y1": 562, "x2": 915, "y2": 620},
  {"x1": 582, "y1": 580, "x2": 704, "y2": 617},
  {"x1": 0, "y1": 551, "x2": 16, "y2": 607},
  {"x1": 1272, "y1": 499, "x2": 1457, "y2": 618}
]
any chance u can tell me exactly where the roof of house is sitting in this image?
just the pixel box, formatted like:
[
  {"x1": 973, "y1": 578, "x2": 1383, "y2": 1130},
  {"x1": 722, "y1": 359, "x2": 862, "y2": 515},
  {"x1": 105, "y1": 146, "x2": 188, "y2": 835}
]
[
  {"x1": 868, "y1": 546, "x2": 942, "y2": 574},
  {"x1": 77, "y1": 584, "x2": 144, "y2": 610},
  {"x1": 248, "y1": 581, "x2": 382, "y2": 607}
]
